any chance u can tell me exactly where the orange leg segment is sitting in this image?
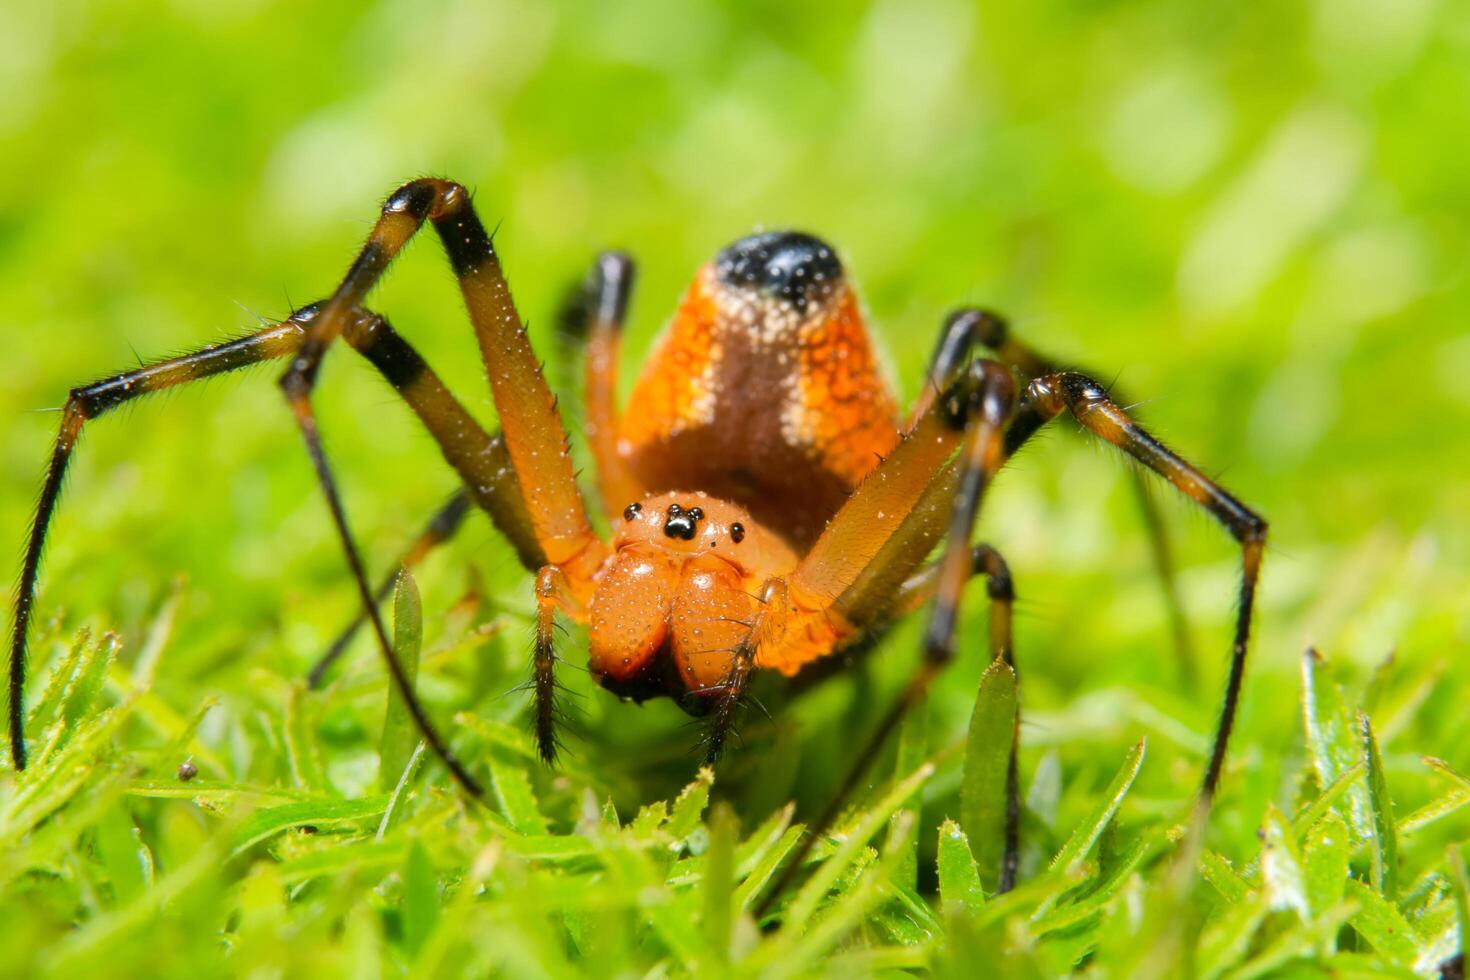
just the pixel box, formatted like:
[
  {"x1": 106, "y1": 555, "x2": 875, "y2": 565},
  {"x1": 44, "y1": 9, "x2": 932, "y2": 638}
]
[
  {"x1": 575, "y1": 252, "x2": 644, "y2": 519},
  {"x1": 278, "y1": 179, "x2": 604, "y2": 580}
]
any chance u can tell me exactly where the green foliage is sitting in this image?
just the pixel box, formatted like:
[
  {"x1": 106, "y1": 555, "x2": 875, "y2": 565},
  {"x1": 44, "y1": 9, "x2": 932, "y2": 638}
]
[
  {"x1": 1, "y1": 0, "x2": 1465, "y2": 976},
  {"x1": 5, "y1": 597, "x2": 1468, "y2": 975}
]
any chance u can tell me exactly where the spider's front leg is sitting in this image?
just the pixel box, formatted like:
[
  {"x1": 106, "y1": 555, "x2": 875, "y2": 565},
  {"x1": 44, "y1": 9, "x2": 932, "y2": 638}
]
[
  {"x1": 312, "y1": 247, "x2": 642, "y2": 682},
  {"x1": 1020, "y1": 372, "x2": 1267, "y2": 799},
  {"x1": 8, "y1": 301, "x2": 537, "y2": 788},
  {"x1": 273, "y1": 180, "x2": 609, "y2": 776},
  {"x1": 745, "y1": 357, "x2": 1020, "y2": 914},
  {"x1": 8, "y1": 319, "x2": 309, "y2": 771}
]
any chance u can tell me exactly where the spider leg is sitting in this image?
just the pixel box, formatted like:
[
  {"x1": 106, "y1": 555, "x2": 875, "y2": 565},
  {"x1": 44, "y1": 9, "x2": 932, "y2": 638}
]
[
  {"x1": 701, "y1": 349, "x2": 1008, "y2": 765},
  {"x1": 560, "y1": 251, "x2": 642, "y2": 518},
  {"x1": 861, "y1": 543, "x2": 1021, "y2": 892},
  {"x1": 704, "y1": 578, "x2": 787, "y2": 765},
  {"x1": 10, "y1": 301, "x2": 554, "y2": 795},
  {"x1": 1021, "y1": 371, "x2": 1266, "y2": 799},
  {"x1": 532, "y1": 565, "x2": 585, "y2": 764},
  {"x1": 284, "y1": 380, "x2": 486, "y2": 795},
  {"x1": 300, "y1": 296, "x2": 606, "y2": 795},
  {"x1": 9, "y1": 316, "x2": 308, "y2": 771},
  {"x1": 316, "y1": 252, "x2": 637, "y2": 696},
  {"x1": 313, "y1": 249, "x2": 638, "y2": 684},
  {"x1": 966, "y1": 309, "x2": 1197, "y2": 684},
  {"x1": 306, "y1": 488, "x2": 472, "y2": 689},
  {"x1": 754, "y1": 358, "x2": 1017, "y2": 915},
  {"x1": 273, "y1": 179, "x2": 610, "y2": 782},
  {"x1": 307, "y1": 290, "x2": 592, "y2": 686},
  {"x1": 278, "y1": 178, "x2": 604, "y2": 573}
]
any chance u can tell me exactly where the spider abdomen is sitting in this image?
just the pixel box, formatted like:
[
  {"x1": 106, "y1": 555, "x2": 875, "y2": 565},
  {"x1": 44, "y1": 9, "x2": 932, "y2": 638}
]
[{"x1": 616, "y1": 232, "x2": 901, "y2": 548}]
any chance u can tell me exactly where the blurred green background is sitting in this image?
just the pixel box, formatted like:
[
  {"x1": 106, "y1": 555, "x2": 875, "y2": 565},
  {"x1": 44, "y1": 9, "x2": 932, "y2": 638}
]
[{"x1": 0, "y1": 0, "x2": 1467, "y2": 967}]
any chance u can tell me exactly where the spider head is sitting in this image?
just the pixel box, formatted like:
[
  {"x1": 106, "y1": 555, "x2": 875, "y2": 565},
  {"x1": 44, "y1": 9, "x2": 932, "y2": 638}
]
[
  {"x1": 612, "y1": 491, "x2": 785, "y2": 563},
  {"x1": 587, "y1": 492, "x2": 798, "y2": 705}
]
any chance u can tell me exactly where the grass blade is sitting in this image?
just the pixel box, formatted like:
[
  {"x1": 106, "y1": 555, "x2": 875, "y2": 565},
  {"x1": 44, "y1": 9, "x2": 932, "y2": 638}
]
[
  {"x1": 1198, "y1": 890, "x2": 1270, "y2": 979},
  {"x1": 1050, "y1": 738, "x2": 1146, "y2": 875},
  {"x1": 377, "y1": 740, "x2": 426, "y2": 840},
  {"x1": 1291, "y1": 762, "x2": 1364, "y2": 840},
  {"x1": 379, "y1": 568, "x2": 422, "y2": 794},
  {"x1": 937, "y1": 819, "x2": 985, "y2": 916},
  {"x1": 1343, "y1": 878, "x2": 1420, "y2": 965},
  {"x1": 284, "y1": 682, "x2": 326, "y2": 791},
  {"x1": 401, "y1": 841, "x2": 440, "y2": 958},
  {"x1": 960, "y1": 658, "x2": 1017, "y2": 894},
  {"x1": 780, "y1": 762, "x2": 934, "y2": 932},
  {"x1": 230, "y1": 797, "x2": 388, "y2": 855},
  {"x1": 667, "y1": 767, "x2": 714, "y2": 843},
  {"x1": 489, "y1": 749, "x2": 548, "y2": 835},
  {"x1": 1260, "y1": 803, "x2": 1308, "y2": 919},
  {"x1": 27, "y1": 627, "x2": 88, "y2": 733},
  {"x1": 1200, "y1": 849, "x2": 1253, "y2": 904},
  {"x1": 702, "y1": 802, "x2": 738, "y2": 964},
  {"x1": 1303, "y1": 811, "x2": 1350, "y2": 923},
  {"x1": 736, "y1": 823, "x2": 804, "y2": 913},
  {"x1": 892, "y1": 700, "x2": 928, "y2": 893},
  {"x1": 1359, "y1": 711, "x2": 1399, "y2": 902},
  {"x1": 1301, "y1": 648, "x2": 1370, "y2": 838}
]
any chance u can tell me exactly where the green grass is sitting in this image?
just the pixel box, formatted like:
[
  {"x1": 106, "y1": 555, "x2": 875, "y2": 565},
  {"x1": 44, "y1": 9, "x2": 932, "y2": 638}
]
[{"x1": 2, "y1": 0, "x2": 1467, "y2": 976}]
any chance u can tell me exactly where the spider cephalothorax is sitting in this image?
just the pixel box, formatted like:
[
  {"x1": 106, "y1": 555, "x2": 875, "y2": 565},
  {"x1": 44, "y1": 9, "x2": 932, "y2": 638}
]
[{"x1": 9, "y1": 178, "x2": 1266, "y2": 901}]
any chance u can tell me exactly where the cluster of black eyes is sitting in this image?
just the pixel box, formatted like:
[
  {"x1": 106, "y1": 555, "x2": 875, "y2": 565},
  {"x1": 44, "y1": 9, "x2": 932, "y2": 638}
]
[{"x1": 622, "y1": 501, "x2": 744, "y2": 544}]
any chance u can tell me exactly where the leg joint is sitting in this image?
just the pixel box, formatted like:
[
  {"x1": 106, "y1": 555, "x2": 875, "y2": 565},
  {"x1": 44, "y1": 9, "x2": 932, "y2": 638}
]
[
  {"x1": 950, "y1": 307, "x2": 1009, "y2": 349},
  {"x1": 1057, "y1": 371, "x2": 1111, "y2": 410},
  {"x1": 930, "y1": 308, "x2": 1010, "y2": 389},
  {"x1": 1239, "y1": 514, "x2": 1269, "y2": 546},
  {"x1": 972, "y1": 544, "x2": 1014, "y2": 601},
  {"x1": 383, "y1": 178, "x2": 467, "y2": 220},
  {"x1": 937, "y1": 359, "x2": 1016, "y2": 432}
]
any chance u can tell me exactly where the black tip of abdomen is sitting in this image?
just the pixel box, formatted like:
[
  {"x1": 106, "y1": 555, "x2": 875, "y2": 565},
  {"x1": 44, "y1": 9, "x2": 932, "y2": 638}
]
[{"x1": 715, "y1": 231, "x2": 843, "y2": 313}]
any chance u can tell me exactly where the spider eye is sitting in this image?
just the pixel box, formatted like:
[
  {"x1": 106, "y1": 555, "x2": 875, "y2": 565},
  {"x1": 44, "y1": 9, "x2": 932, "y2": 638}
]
[
  {"x1": 623, "y1": 502, "x2": 642, "y2": 521},
  {"x1": 730, "y1": 522, "x2": 745, "y2": 543},
  {"x1": 662, "y1": 503, "x2": 700, "y2": 541}
]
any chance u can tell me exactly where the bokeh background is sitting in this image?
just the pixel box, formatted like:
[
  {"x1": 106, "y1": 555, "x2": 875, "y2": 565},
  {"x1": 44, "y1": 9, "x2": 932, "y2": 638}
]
[{"x1": 1, "y1": 0, "x2": 1467, "y2": 935}]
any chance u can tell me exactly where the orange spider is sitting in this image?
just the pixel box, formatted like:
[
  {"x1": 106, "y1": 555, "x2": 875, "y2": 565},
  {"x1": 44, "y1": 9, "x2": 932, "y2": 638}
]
[{"x1": 9, "y1": 179, "x2": 1266, "y2": 894}]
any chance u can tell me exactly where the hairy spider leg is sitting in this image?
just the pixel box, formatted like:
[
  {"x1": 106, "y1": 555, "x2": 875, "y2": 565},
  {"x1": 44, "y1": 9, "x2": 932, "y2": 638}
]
[
  {"x1": 950, "y1": 308, "x2": 1198, "y2": 684},
  {"x1": 573, "y1": 251, "x2": 643, "y2": 518},
  {"x1": 9, "y1": 317, "x2": 306, "y2": 771},
  {"x1": 752, "y1": 359, "x2": 1264, "y2": 912},
  {"x1": 8, "y1": 302, "x2": 547, "y2": 796},
  {"x1": 269, "y1": 179, "x2": 611, "y2": 792},
  {"x1": 1018, "y1": 372, "x2": 1266, "y2": 800},
  {"x1": 309, "y1": 248, "x2": 639, "y2": 683},
  {"x1": 306, "y1": 488, "x2": 473, "y2": 689},
  {"x1": 694, "y1": 346, "x2": 1008, "y2": 757},
  {"x1": 752, "y1": 358, "x2": 1018, "y2": 916},
  {"x1": 892, "y1": 544, "x2": 1020, "y2": 892},
  {"x1": 532, "y1": 565, "x2": 586, "y2": 764},
  {"x1": 279, "y1": 179, "x2": 601, "y2": 574}
]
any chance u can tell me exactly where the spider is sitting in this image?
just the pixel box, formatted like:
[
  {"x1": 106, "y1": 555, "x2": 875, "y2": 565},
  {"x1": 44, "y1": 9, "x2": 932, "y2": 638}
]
[{"x1": 9, "y1": 178, "x2": 1266, "y2": 893}]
